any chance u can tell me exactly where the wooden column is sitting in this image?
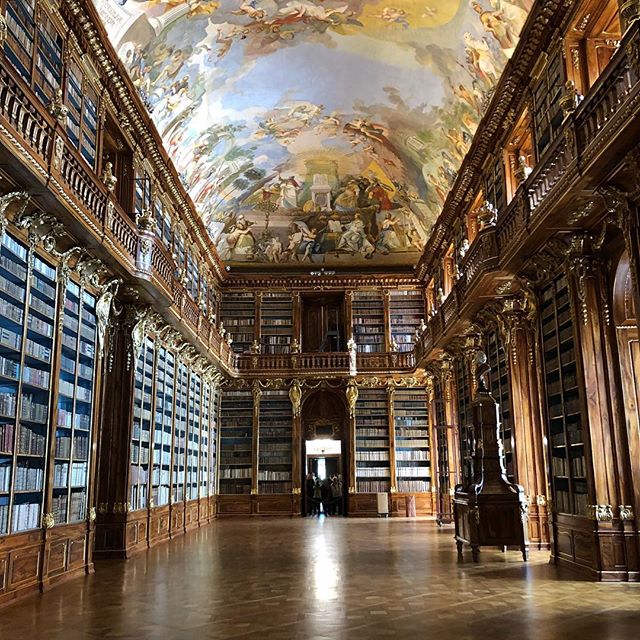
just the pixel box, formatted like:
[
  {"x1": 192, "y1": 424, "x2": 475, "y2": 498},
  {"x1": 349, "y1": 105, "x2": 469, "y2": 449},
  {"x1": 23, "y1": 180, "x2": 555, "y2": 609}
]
[
  {"x1": 290, "y1": 380, "x2": 302, "y2": 496},
  {"x1": 567, "y1": 233, "x2": 639, "y2": 579},
  {"x1": 387, "y1": 384, "x2": 397, "y2": 493},
  {"x1": 345, "y1": 290, "x2": 354, "y2": 342},
  {"x1": 441, "y1": 354, "x2": 461, "y2": 499},
  {"x1": 347, "y1": 381, "x2": 357, "y2": 495},
  {"x1": 94, "y1": 307, "x2": 139, "y2": 558},
  {"x1": 254, "y1": 292, "x2": 262, "y2": 347},
  {"x1": 425, "y1": 373, "x2": 438, "y2": 514},
  {"x1": 251, "y1": 382, "x2": 261, "y2": 501},
  {"x1": 383, "y1": 289, "x2": 392, "y2": 351},
  {"x1": 292, "y1": 292, "x2": 302, "y2": 351},
  {"x1": 500, "y1": 295, "x2": 550, "y2": 548}
]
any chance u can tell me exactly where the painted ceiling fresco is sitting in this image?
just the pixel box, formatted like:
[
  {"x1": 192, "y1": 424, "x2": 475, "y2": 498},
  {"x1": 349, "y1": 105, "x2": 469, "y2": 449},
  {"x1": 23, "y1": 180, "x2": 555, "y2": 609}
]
[{"x1": 94, "y1": 0, "x2": 531, "y2": 267}]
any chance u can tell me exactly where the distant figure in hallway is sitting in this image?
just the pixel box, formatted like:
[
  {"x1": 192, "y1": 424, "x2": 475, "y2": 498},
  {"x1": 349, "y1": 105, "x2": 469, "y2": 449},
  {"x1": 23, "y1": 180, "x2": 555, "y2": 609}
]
[
  {"x1": 312, "y1": 480, "x2": 323, "y2": 516},
  {"x1": 321, "y1": 478, "x2": 332, "y2": 516},
  {"x1": 305, "y1": 472, "x2": 316, "y2": 516}
]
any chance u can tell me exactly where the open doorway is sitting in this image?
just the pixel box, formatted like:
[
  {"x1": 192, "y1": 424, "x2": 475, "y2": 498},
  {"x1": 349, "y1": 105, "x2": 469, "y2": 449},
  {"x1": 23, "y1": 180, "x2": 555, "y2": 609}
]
[
  {"x1": 305, "y1": 439, "x2": 343, "y2": 516},
  {"x1": 301, "y1": 389, "x2": 348, "y2": 516}
]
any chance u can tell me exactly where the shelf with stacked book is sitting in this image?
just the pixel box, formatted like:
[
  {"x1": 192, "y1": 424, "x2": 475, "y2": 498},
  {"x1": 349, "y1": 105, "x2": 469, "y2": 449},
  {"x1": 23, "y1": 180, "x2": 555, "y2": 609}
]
[
  {"x1": 355, "y1": 388, "x2": 390, "y2": 493},
  {"x1": 260, "y1": 293, "x2": 293, "y2": 355},
  {"x1": 258, "y1": 389, "x2": 292, "y2": 495},
  {"x1": 219, "y1": 389, "x2": 253, "y2": 495},
  {"x1": 151, "y1": 347, "x2": 174, "y2": 508},
  {"x1": 208, "y1": 382, "x2": 220, "y2": 496},
  {"x1": 486, "y1": 329, "x2": 515, "y2": 482},
  {"x1": 393, "y1": 389, "x2": 430, "y2": 493},
  {"x1": 389, "y1": 290, "x2": 423, "y2": 353},
  {"x1": 172, "y1": 362, "x2": 189, "y2": 504},
  {"x1": 186, "y1": 372, "x2": 202, "y2": 501},
  {"x1": 434, "y1": 379, "x2": 448, "y2": 498},
  {"x1": 220, "y1": 292, "x2": 255, "y2": 355},
  {"x1": 352, "y1": 291, "x2": 385, "y2": 354},
  {"x1": 0, "y1": 233, "x2": 56, "y2": 535},
  {"x1": 540, "y1": 274, "x2": 588, "y2": 516},
  {"x1": 129, "y1": 337, "x2": 154, "y2": 512},
  {"x1": 455, "y1": 358, "x2": 473, "y2": 488},
  {"x1": 4, "y1": 0, "x2": 37, "y2": 84},
  {"x1": 200, "y1": 379, "x2": 212, "y2": 501},
  {"x1": 53, "y1": 280, "x2": 98, "y2": 525}
]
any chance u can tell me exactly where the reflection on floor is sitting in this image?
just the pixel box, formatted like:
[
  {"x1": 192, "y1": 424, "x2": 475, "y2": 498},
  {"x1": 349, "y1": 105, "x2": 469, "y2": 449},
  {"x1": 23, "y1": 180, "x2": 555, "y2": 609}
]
[{"x1": 2, "y1": 518, "x2": 640, "y2": 639}]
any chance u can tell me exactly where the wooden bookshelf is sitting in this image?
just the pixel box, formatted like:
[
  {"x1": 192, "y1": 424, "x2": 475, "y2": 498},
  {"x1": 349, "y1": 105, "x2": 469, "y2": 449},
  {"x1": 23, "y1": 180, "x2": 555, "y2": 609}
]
[
  {"x1": 532, "y1": 48, "x2": 564, "y2": 158},
  {"x1": 539, "y1": 275, "x2": 588, "y2": 516},
  {"x1": 53, "y1": 280, "x2": 98, "y2": 525},
  {"x1": 0, "y1": 234, "x2": 55, "y2": 534},
  {"x1": 389, "y1": 290, "x2": 423, "y2": 353},
  {"x1": 393, "y1": 389, "x2": 430, "y2": 493},
  {"x1": 221, "y1": 293, "x2": 256, "y2": 354},
  {"x1": 258, "y1": 389, "x2": 292, "y2": 494},
  {"x1": 486, "y1": 329, "x2": 515, "y2": 481},
  {"x1": 352, "y1": 291, "x2": 385, "y2": 353},
  {"x1": 186, "y1": 373, "x2": 202, "y2": 502},
  {"x1": 260, "y1": 294, "x2": 293, "y2": 355},
  {"x1": 455, "y1": 358, "x2": 473, "y2": 488},
  {"x1": 355, "y1": 388, "x2": 390, "y2": 493},
  {"x1": 208, "y1": 382, "x2": 220, "y2": 498},
  {"x1": 219, "y1": 389, "x2": 253, "y2": 494},
  {"x1": 172, "y1": 362, "x2": 189, "y2": 505},
  {"x1": 129, "y1": 337, "x2": 154, "y2": 512},
  {"x1": 151, "y1": 347, "x2": 174, "y2": 508},
  {"x1": 3, "y1": 0, "x2": 37, "y2": 85}
]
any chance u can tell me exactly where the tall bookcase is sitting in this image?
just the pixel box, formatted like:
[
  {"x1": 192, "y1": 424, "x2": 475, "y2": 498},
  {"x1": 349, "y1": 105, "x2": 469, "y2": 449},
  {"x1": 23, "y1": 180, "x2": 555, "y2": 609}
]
[
  {"x1": 355, "y1": 388, "x2": 390, "y2": 493},
  {"x1": 486, "y1": 329, "x2": 515, "y2": 481},
  {"x1": 260, "y1": 294, "x2": 293, "y2": 354},
  {"x1": 455, "y1": 358, "x2": 473, "y2": 487},
  {"x1": 539, "y1": 274, "x2": 588, "y2": 516},
  {"x1": 172, "y1": 362, "x2": 189, "y2": 504},
  {"x1": 220, "y1": 293, "x2": 255, "y2": 354},
  {"x1": 208, "y1": 382, "x2": 220, "y2": 496},
  {"x1": 352, "y1": 291, "x2": 385, "y2": 353},
  {"x1": 0, "y1": 234, "x2": 56, "y2": 534},
  {"x1": 129, "y1": 337, "x2": 154, "y2": 512},
  {"x1": 393, "y1": 389, "x2": 430, "y2": 493},
  {"x1": 390, "y1": 290, "x2": 424, "y2": 352},
  {"x1": 53, "y1": 280, "x2": 98, "y2": 524},
  {"x1": 258, "y1": 390, "x2": 292, "y2": 494},
  {"x1": 152, "y1": 347, "x2": 174, "y2": 508},
  {"x1": 219, "y1": 389, "x2": 253, "y2": 494},
  {"x1": 186, "y1": 373, "x2": 202, "y2": 501},
  {"x1": 200, "y1": 380, "x2": 211, "y2": 501}
]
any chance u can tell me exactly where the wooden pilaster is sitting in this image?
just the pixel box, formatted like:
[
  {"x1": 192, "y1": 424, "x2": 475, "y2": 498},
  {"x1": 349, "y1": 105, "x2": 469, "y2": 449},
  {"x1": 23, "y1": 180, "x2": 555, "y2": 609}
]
[
  {"x1": 387, "y1": 385, "x2": 397, "y2": 493},
  {"x1": 568, "y1": 233, "x2": 639, "y2": 579},
  {"x1": 500, "y1": 295, "x2": 550, "y2": 548},
  {"x1": 251, "y1": 382, "x2": 261, "y2": 497}
]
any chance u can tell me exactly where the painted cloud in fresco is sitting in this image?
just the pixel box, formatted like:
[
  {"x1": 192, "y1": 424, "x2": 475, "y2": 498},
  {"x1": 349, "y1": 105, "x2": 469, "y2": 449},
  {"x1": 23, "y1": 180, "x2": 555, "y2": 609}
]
[{"x1": 94, "y1": 0, "x2": 531, "y2": 266}]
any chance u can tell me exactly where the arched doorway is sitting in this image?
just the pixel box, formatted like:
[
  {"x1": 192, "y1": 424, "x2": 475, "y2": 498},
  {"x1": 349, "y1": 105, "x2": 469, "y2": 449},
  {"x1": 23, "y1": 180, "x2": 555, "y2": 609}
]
[{"x1": 301, "y1": 388, "x2": 349, "y2": 516}]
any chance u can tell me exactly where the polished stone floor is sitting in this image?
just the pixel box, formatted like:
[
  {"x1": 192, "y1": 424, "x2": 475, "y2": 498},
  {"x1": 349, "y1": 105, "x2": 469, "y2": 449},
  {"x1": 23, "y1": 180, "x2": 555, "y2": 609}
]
[{"x1": 2, "y1": 518, "x2": 640, "y2": 639}]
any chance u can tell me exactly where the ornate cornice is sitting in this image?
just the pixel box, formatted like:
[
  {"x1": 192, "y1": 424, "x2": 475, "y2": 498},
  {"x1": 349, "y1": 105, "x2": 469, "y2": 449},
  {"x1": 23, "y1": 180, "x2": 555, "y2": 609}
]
[
  {"x1": 59, "y1": 0, "x2": 226, "y2": 284},
  {"x1": 416, "y1": 0, "x2": 576, "y2": 281}
]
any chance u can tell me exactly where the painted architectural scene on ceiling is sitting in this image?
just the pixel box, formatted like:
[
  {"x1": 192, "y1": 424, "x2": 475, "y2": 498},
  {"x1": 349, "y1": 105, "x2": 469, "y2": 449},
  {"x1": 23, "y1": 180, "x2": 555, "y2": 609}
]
[{"x1": 94, "y1": 0, "x2": 531, "y2": 267}]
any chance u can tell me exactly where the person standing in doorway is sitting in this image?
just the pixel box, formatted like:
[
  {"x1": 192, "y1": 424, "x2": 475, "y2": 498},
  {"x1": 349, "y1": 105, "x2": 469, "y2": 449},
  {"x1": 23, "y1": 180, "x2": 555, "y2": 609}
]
[{"x1": 305, "y1": 472, "x2": 316, "y2": 516}]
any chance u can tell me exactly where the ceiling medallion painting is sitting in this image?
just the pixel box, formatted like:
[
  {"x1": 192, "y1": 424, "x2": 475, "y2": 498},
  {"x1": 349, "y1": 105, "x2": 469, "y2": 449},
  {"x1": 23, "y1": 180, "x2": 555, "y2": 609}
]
[{"x1": 94, "y1": 0, "x2": 531, "y2": 267}]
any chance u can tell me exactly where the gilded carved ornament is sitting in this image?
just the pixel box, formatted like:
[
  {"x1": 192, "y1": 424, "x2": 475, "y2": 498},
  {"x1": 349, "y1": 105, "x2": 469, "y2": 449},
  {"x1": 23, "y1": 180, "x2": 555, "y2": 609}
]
[
  {"x1": 346, "y1": 380, "x2": 358, "y2": 419},
  {"x1": 42, "y1": 512, "x2": 55, "y2": 529},
  {"x1": 289, "y1": 379, "x2": 302, "y2": 418},
  {"x1": 586, "y1": 504, "x2": 614, "y2": 521}
]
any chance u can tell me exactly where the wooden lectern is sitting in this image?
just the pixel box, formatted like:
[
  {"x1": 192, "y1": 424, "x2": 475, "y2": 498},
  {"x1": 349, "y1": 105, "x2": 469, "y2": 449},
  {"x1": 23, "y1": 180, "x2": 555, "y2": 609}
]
[{"x1": 454, "y1": 354, "x2": 529, "y2": 562}]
